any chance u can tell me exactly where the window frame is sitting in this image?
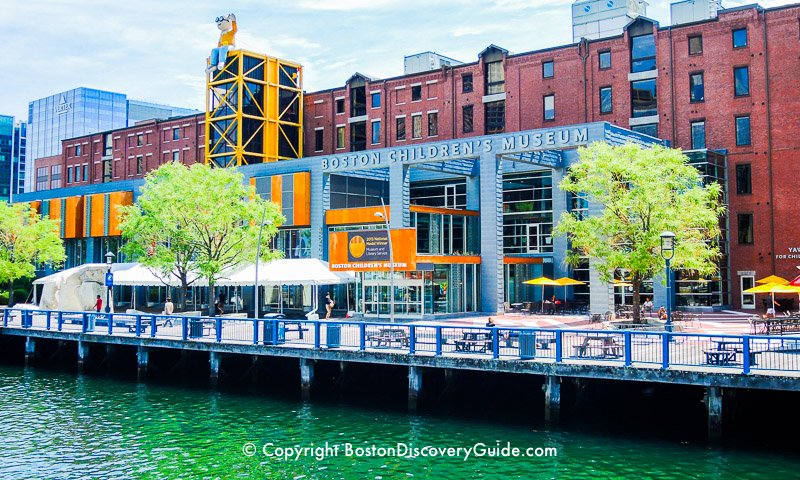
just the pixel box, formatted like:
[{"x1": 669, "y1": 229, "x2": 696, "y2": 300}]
[
  {"x1": 688, "y1": 35, "x2": 703, "y2": 55},
  {"x1": 314, "y1": 128, "x2": 324, "y2": 152},
  {"x1": 630, "y1": 33, "x2": 656, "y2": 73},
  {"x1": 411, "y1": 114, "x2": 422, "y2": 139},
  {"x1": 735, "y1": 163, "x2": 752, "y2": 195},
  {"x1": 543, "y1": 94, "x2": 555, "y2": 121},
  {"x1": 371, "y1": 92, "x2": 381, "y2": 109},
  {"x1": 733, "y1": 66, "x2": 750, "y2": 97},
  {"x1": 600, "y1": 86, "x2": 613, "y2": 114},
  {"x1": 598, "y1": 50, "x2": 612, "y2": 70},
  {"x1": 411, "y1": 85, "x2": 422, "y2": 102},
  {"x1": 732, "y1": 28, "x2": 748, "y2": 49},
  {"x1": 396, "y1": 117, "x2": 406, "y2": 141},
  {"x1": 427, "y1": 112, "x2": 438, "y2": 137},
  {"x1": 462, "y1": 73, "x2": 473, "y2": 93},
  {"x1": 542, "y1": 60, "x2": 554, "y2": 79},
  {"x1": 335, "y1": 98, "x2": 345, "y2": 115},
  {"x1": 690, "y1": 120, "x2": 706, "y2": 149},
  {"x1": 735, "y1": 115, "x2": 751, "y2": 146},
  {"x1": 172, "y1": 127, "x2": 180, "y2": 141},
  {"x1": 371, "y1": 120, "x2": 381, "y2": 145},
  {"x1": 462, "y1": 105, "x2": 474, "y2": 133},
  {"x1": 737, "y1": 213, "x2": 754, "y2": 244},
  {"x1": 689, "y1": 71, "x2": 705, "y2": 103},
  {"x1": 336, "y1": 125, "x2": 346, "y2": 149}
]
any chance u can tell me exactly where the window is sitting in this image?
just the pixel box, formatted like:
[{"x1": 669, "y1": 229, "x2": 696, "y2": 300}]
[
  {"x1": 136, "y1": 134, "x2": 143, "y2": 146},
  {"x1": 371, "y1": 121, "x2": 381, "y2": 144},
  {"x1": 737, "y1": 213, "x2": 753, "y2": 244},
  {"x1": 734, "y1": 66, "x2": 750, "y2": 96},
  {"x1": 67, "y1": 166, "x2": 73, "y2": 184},
  {"x1": 411, "y1": 85, "x2": 422, "y2": 102},
  {"x1": 336, "y1": 126, "x2": 345, "y2": 149},
  {"x1": 630, "y1": 34, "x2": 656, "y2": 73},
  {"x1": 396, "y1": 117, "x2": 406, "y2": 141},
  {"x1": 371, "y1": 92, "x2": 381, "y2": 108},
  {"x1": 690, "y1": 72, "x2": 704, "y2": 102},
  {"x1": 75, "y1": 164, "x2": 81, "y2": 183},
  {"x1": 736, "y1": 116, "x2": 751, "y2": 146},
  {"x1": 485, "y1": 60, "x2": 505, "y2": 94},
  {"x1": 50, "y1": 165, "x2": 61, "y2": 189},
  {"x1": 733, "y1": 28, "x2": 748, "y2": 48},
  {"x1": 599, "y1": 51, "x2": 611, "y2": 69},
  {"x1": 631, "y1": 124, "x2": 658, "y2": 137},
  {"x1": 335, "y1": 98, "x2": 345, "y2": 114},
  {"x1": 172, "y1": 150, "x2": 180, "y2": 162},
  {"x1": 691, "y1": 121, "x2": 706, "y2": 149},
  {"x1": 412, "y1": 114, "x2": 422, "y2": 139},
  {"x1": 462, "y1": 105, "x2": 474, "y2": 133},
  {"x1": 36, "y1": 167, "x2": 48, "y2": 191},
  {"x1": 136, "y1": 156, "x2": 143, "y2": 175},
  {"x1": 631, "y1": 79, "x2": 657, "y2": 117},
  {"x1": 75, "y1": 145, "x2": 81, "y2": 156},
  {"x1": 103, "y1": 159, "x2": 112, "y2": 183},
  {"x1": 543, "y1": 95, "x2": 555, "y2": 121},
  {"x1": 428, "y1": 112, "x2": 438, "y2": 137},
  {"x1": 83, "y1": 164, "x2": 88, "y2": 183},
  {"x1": 688, "y1": 35, "x2": 703, "y2": 55},
  {"x1": 173, "y1": 128, "x2": 180, "y2": 140},
  {"x1": 314, "y1": 129, "x2": 324, "y2": 151},
  {"x1": 104, "y1": 133, "x2": 113, "y2": 157},
  {"x1": 542, "y1": 61, "x2": 554, "y2": 78},
  {"x1": 736, "y1": 164, "x2": 752, "y2": 194},
  {"x1": 462, "y1": 73, "x2": 473, "y2": 93},
  {"x1": 350, "y1": 86, "x2": 366, "y2": 117},
  {"x1": 485, "y1": 101, "x2": 505, "y2": 134},
  {"x1": 600, "y1": 87, "x2": 612, "y2": 114}
]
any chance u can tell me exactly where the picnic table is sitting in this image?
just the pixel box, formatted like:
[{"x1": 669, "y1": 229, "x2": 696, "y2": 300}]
[
  {"x1": 454, "y1": 331, "x2": 492, "y2": 353},
  {"x1": 573, "y1": 334, "x2": 622, "y2": 358},
  {"x1": 704, "y1": 339, "x2": 762, "y2": 366},
  {"x1": 751, "y1": 316, "x2": 800, "y2": 335},
  {"x1": 367, "y1": 328, "x2": 409, "y2": 348}
]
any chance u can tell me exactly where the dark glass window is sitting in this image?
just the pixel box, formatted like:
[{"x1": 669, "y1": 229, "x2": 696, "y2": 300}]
[
  {"x1": 371, "y1": 92, "x2": 380, "y2": 108},
  {"x1": 136, "y1": 134, "x2": 144, "y2": 146},
  {"x1": 543, "y1": 95, "x2": 555, "y2": 121},
  {"x1": 396, "y1": 117, "x2": 406, "y2": 141},
  {"x1": 83, "y1": 165, "x2": 88, "y2": 183},
  {"x1": 485, "y1": 101, "x2": 505, "y2": 134},
  {"x1": 600, "y1": 87, "x2": 612, "y2": 114},
  {"x1": 314, "y1": 129, "x2": 324, "y2": 151},
  {"x1": 372, "y1": 120, "x2": 381, "y2": 144},
  {"x1": 737, "y1": 213, "x2": 753, "y2": 244},
  {"x1": 336, "y1": 126, "x2": 345, "y2": 149},
  {"x1": 136, "y1": 156, "x2": 143, "y2": 175},
  {"x1": 690, "y1": 72, "x2": 704, "y2": 102},
  {"x1": 428, "y1": 112, "x2": 438, "y2": 136},
  {"x1": 173, "y1": 128, "x2": 180, "y2": 140},
  {"x1": 733, "y1": 28, "x2": 748, "y2": 48},
  {"x1": 411, "y1": 85, "x2": 422, "y2": 101},
  {"x1": 691, "y1": 121, "x2": 706, "y2": 149},
  {"x1": 631, "y1": 124, "x2": 658, "y2": 138},
  {"x1": 350, "y1": 86, "x2": 366, "y2": 117},
  {"x1": 485, "y1": 61, "x2": 505, "y2": 94},
  {"x1": 736, "y1": 116, "x2": 751, "y2": 146},
  {"x1": 462, "y1": 74, "x2": 473, "y2": 93},
  {"x1": 631, "y1": 79, "x2": 657, "y2": 117},
  {"x1": 542, "y1": 61, "x2": 554, "y2": 78},
  {"x1": 67, "y1": 166, "x2": 73, "y2": 184},
  {"x1": 335, "y1": 98, "x2": 345, "y2": 114},
  {"x1": 734, "y1": 66, "x2": 750, "y2": 96},
  {"x1": 735, "y1": 164, "x2": 752, "y2": 194},
  {"x1": 631, "y1": 34, "x2": 656, "y2": 73},
  {"x1": 689, "y1": 35, "x2": 703, "y2": 55},
  {"x1": 462, "y1": 105, "x2": 474, "y2": 133},
  {"x1": 599, "y1": 51, "x2": 611, "y2": 69},
  {"x1": 75, "y1": 145, "x2": 81, "y2": 156}
]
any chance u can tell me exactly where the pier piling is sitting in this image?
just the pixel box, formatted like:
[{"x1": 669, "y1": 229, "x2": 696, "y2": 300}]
[
  {"x1": 706, "y1": 386, "x2": 723, "y2": 443},
  {"x1": 300, "y1": 358, "x2": 314, "y2": 401},
  {"x1": 137, "y1": 346, "x2": 149, "y2": 379},
  {"x1": 408, "y1": 366, "x2": 422, "y2": 411},
  {"x1": 77, "y1": 341, "x2": 89, "y2": 370},
  {"x1": 209, "y1": 352, "x2": 220, "y2": 387},
  {"x1": 544, "y1": 375, "x2": 561, "y2": 425},
  {"x1": 24, "y1": 337, "x2": 34, "y2": 365}
]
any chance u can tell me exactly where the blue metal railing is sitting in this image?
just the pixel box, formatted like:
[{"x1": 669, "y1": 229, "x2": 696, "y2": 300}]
[{"x1": 3, "y1": 307, "x2": 800, "y2": 375}]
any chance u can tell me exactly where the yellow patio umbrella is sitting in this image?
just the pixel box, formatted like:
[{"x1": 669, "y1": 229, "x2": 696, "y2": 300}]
[
  {"x1": 554, "y1": 277, "x2": 586, "y2": 301},
  {"x1": 743, "y1": 283, "x2": 800, "y2": 313},
  {"x1": 613, "y1": 279, "x2": 633, "y2": 287},
  {"x1": 756, "y1": 275, "x2": 789, "y2": 285},
  {"x1": 524, "y1": 276, "x2": 561, "y2": 312}
]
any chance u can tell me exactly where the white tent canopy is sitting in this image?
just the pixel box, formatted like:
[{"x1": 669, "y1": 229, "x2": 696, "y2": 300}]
[
  {"x1": 33, "y1": 262, "x2": 200, "y2": 287},
  {"x1": 218, "y1": 259, "x2": 357, "y2": 286}
]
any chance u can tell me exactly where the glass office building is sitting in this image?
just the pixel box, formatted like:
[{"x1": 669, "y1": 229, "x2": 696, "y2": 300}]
[
  {"x1": 0, "y1": 115, "x2": 13, "y2": 202},
  {"x1": 11, "y1": 120, "x2": 26, "y2": 200}
]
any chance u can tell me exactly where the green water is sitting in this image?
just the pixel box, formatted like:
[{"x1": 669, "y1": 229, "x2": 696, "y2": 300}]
[{"x1": 1, "y1": 366, "x2": 798, "y2": 479}]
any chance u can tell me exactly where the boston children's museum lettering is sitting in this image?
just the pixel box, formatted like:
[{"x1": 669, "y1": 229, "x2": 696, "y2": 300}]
[{"x1": 321, "y1": 127, "x2": 588, "y2": 172}]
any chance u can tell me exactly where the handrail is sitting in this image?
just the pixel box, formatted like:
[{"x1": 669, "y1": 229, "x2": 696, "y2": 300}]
[{"x1": 3, "y1": 307, "x2": 800, "y2": 376}]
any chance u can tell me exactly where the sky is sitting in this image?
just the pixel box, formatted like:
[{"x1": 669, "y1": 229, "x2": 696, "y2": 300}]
[{"x1": 0, "y1": 0, "x2": 793, "y2": 121}]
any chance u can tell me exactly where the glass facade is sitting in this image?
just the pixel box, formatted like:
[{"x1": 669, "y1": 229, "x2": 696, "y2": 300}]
[
  {"x1": 502, "y1": 171, "x2": 554, "y2": 254},
  {"x1": 0, "y1": 115, "x2": 12, "y2": 201},
  {"x1": 11, "y1": 120, "x2": 26, "y2": 198}
]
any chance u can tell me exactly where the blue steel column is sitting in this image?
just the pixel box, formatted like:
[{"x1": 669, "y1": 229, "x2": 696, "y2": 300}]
[
  {"x1": 550, "y1": 163, "x2": 569, "y2": 282},
  {"x1": 389, "y1": 164, "x2": 410, "y2": 228},
  {"x1": 479, "y1": 152, "x2": 504, "y2": 314},
  {"x1": 311, "y1": 167, "x2": 327, "y2": 260},
  {"x1": 465, "y1": 174, "x2": 480, "y2": 211}
]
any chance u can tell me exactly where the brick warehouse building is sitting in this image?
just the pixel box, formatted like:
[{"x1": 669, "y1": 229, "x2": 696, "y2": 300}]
[{"x1": 22, "y1": 2, "x2": 800, "y2": 311}]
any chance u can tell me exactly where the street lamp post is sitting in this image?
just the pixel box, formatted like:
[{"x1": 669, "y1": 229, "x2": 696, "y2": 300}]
[
  {"x1": 660, "y1": 231, "x2": 676, "y2": 332},
  {"x1": 104, "y1": 251, "x2": 115, "y2": 314},
  {"x1": 374, "y1": 199, "x2": 394, "y2": 323},
  {"x1": 254, "y1": 205, "x2": 272, "y2": 320}
]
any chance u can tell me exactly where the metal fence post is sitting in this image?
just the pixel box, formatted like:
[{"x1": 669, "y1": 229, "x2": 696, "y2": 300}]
[
  {"x1": 314, "y1": 322, "x2": 321, "y2": 349},
  {"x1": 2, "y1": 308, "x2": 7, "y2": 327},
  {"x1": 57, "y1": 311, "x2": 63, "y2": 331},
  {"x1": 108, "y1": 313, "x2": 113, "y2": 335},
  {"x1": 253, "y1": 318, "x2": 259, "y2": 345},
  {"x1": 215, "y1": 318, "x2": 222, "y2": 342},
  {"x1": 135, "y1": 315, "x2": 142, "y2": 338},
  {"x1": 359, "y1": 323, "x2": 366, "y2": 351},
  {"x1": 435, "y1": 327, "x2": 443, "y2": 356},
  {"x1": 492, "y1": 328, "x2": 499, "y2": 359},
  {"x1": 742, "y1": 335, "x2": 751, "y2": 374},
  {"x1": 409, "y1": 325, "x2": 416, "y2": 355},
  {"x1": 555, "y1": 330, "x2": 563, "y2": 362},
  {"x1": 46, "y1": 311, "x2": 52, "y2": 331},
  {"x1": 182, "y1": 317, "x2": 188, "y2": 341},
  {"x1": 151, "y1": 316, "x2": 157, "y2": 338},
  {"x1": 661, "y1": 332, "x2": 670, "y2": 369},
  {"x1": 624, "y1": 331, "x2": 632, "y2": 367},
  {"x1": 82, "y1": 312, "x2": 88, "y2": 333}
]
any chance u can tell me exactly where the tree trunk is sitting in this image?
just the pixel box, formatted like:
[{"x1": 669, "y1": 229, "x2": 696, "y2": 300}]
[
  {"x1": 7, "y1": 280, "x2": 15, "y2": 308},
  {"x1": 180, "y1": 279, "x2": 188, "y2": 312},
  {"x1": 209, "y1": 283, "x2": 216, "y2": 317},
  {"x1": 632, "y1": 274, "x2": 642, "y2": 324}
]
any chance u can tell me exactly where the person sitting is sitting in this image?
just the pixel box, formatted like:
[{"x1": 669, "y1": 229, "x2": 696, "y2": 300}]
[
  {"x1": 657, "y1": 306, "x2": 668, "y2": 321},
  {"x1": 485, "y1": 317, "x2": 496, "y2": 327},
  {"x1": 643, "y1": 298, "x2": 654, "y2": 316}
]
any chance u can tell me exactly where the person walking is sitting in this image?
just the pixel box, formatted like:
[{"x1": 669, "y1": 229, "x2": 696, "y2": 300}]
[
  {"x1": 95, "y1": 295, "x2": 103, "y2": 313},
  {"x1": 325, "y1": 292, "x2": 335, "y2": 319},
  {"x1": 163, "y1": 297, "x2": 175, "y2": 327}
]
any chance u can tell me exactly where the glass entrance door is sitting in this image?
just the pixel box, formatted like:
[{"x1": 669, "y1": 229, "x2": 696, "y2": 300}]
[
  {"x1": 527, "y1": 224, "x2": 540, "y2": 253},
  {"x1": 363, "y1": 279, "x2": 424, "y2": 317},
  {"x1": 741, "y1": 275, "x2": 755, "y2": 309}
]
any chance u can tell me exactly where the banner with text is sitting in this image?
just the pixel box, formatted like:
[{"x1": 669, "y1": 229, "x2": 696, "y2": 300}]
[{"x1": 329, "y1": 229, "x2": 417, "y2": 271}]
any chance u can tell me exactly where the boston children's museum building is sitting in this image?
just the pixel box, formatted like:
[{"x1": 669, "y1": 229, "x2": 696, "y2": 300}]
[{"x1": 18, "y1": 1, "x2": 800, "y2": 316}]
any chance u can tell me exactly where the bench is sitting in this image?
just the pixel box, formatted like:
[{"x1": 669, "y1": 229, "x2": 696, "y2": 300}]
[
  {"x1": 454, "y1": 338, "x2": 491, "y2": 353},
  {"x1": 283, "y1": 321, "x2": 309, "y2": 339},
  {"x1": 704, "y1": 349, "x2": 738, "y2": 366},
  {"x1": 573, "y1": 344, "x2": 622, "y2": 358},
  {"x1": 367, "y1": 329, "x2": 410, "y2": 348}
]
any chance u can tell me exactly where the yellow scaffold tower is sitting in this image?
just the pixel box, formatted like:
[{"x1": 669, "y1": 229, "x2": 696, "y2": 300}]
[{"x1": 205, "y1": 50, "x2": 303, "y2": 167}]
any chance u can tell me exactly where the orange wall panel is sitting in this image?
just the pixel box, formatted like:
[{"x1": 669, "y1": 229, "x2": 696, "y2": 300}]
[
  {"x1": 293, "y1": 172, "x2": 311, "y2": 226},
  {"x1": 63, "y1": 196, "x2": 84, "y2": 239},
  {"x1": 503, "y1": 256, "x2": 544, "y2": 264},
  {"x1": 325, "y1": 206, "x2": 389, "y2": 226},
  {"x1": 107, "y1": 191, "x2": 133, "y2": 236},
  {"x1": 271, "y1": 175, "x2": 282, "y2": 207},
  {"x1": 48, "y1": 199, "x2": 61, "y2": 223},
  {"x1": 417, "y1": 255, "x2": 482, "y2": 264},
  {"x1": 409, "y1": 205, "x2": 480, "y2": 217},
  {"x1": 90, "y1": 194, "x2": 106, "y2": 237}
]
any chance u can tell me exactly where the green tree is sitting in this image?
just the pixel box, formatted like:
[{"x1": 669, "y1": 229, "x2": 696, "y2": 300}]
[
  {"x1": 554, "y1": 142, "x2": 725, "y2": 323},
  {"x1": 0, "y1": 202, "x2": 65, "y2": 306},
  {"x1": 119, "y1": 163, "x2": 283, "y2": 313}
]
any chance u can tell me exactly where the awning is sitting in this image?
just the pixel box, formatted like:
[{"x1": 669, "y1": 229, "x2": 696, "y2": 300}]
[{"x1": 217, "y1": 259, "x2": 357, "y2": 286}]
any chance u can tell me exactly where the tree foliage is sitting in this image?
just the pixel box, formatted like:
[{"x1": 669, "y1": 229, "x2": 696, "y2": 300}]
[
  {"x1": 0, "y1": 202, "x2": 65, "y2": 305},
  {"x1": 554, "y1": 142, "x2": 725, "y2": 322},
  {"x1": 119, "y1": 163, "x2": 283, "y2": 311}
]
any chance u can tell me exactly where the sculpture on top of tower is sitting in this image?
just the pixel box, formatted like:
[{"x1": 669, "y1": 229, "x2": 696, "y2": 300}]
[{"x1": 206, "y1": 13, "x2": 237, "y2": 74}]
